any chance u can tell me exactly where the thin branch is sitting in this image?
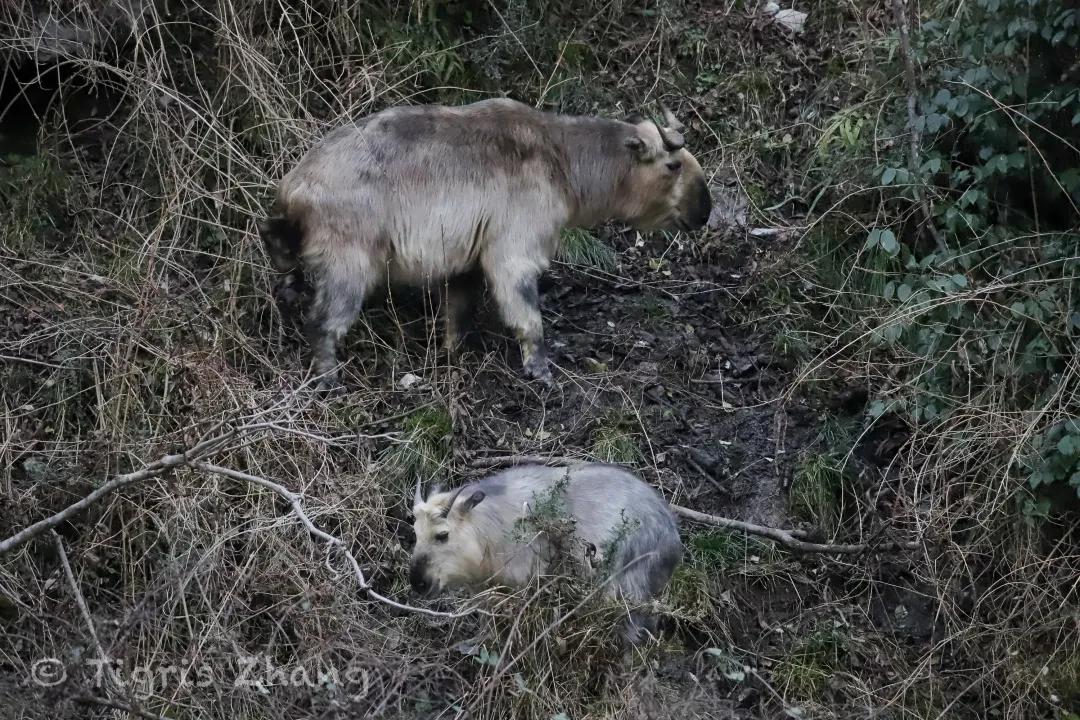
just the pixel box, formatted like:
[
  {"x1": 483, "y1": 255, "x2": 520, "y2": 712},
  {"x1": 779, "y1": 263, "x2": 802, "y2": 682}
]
[
  {"x1": 0, "y1": 433, "x2": 474, "y2": 619},
  {"x1": 469, "y1": 454, "x2": 579, "y2": 469},
  {"x1": 52, "y1": 532, "x2": 122, "y2": 693},
  {"x1": 891, "y1": 0, "x2": 946, "y2": 253},
  {"x1": 671, "y1": 504, "x2": 921, "y2": 554},
  {"x1": 0, "y1": 452, "x2": 190, "y2": 555},
  {"x1": 194, "y1": 462, "x2": 475, "y2": 619}
]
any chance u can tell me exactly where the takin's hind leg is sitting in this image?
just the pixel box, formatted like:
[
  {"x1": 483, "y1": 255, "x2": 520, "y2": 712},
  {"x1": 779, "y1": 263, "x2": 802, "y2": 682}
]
[
  {"x1": 305, "y1": 259, "x2": 370, "y2": 391},
  {"x1": 482, "y1": 258, "x2": 552, "y2": 385}
]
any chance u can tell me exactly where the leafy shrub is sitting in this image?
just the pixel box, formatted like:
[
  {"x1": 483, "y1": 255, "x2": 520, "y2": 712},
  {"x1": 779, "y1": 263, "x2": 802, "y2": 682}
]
[{"x1": 855, "y1": 0, "x2": 1080, "y2": 509}]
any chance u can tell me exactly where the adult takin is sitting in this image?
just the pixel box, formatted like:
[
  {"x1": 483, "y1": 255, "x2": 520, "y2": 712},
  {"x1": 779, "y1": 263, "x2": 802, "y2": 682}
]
[
  {"x1": 408, "y1": 462, "x2": 684, "y2": 644},
  {"x1": 259, "y1": 98, "x2": 712, "y2": 387}
]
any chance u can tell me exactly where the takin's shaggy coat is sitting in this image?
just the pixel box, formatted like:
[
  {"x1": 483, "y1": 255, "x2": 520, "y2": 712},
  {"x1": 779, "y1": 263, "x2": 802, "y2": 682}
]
[
  {"x1": 409, "y1": 463, "x2": 684, "y2": 643},
  {"x1": 258, "y1": 98, "x2": 711, "y2": 386}
]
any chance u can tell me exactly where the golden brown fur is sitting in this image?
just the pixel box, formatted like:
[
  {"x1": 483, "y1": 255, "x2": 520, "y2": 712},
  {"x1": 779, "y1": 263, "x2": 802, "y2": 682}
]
[{"x1": 260, "y1": 98, "x2": 711, "y2": 386}]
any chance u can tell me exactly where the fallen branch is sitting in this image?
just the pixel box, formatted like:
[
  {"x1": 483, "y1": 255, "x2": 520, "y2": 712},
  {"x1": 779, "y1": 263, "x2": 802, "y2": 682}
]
[
  {"x1": 195, "y1": 462, "x2": 474, "y2": 618},
  {"x1": 469, "y1": 454, "x2": 579, "y2": 470},
  {"x1": 53, "y1": 532, "x2": 123, "y2": 695},
  {"x1": 671, "y1": 504, "x2": 920, "y2": 554},
  {"x1": 0, "y1": 452, "x2": 192, "y2": 556},
  {"x1": 0, "y1": 418, "x2": 473, "y2": 618}
]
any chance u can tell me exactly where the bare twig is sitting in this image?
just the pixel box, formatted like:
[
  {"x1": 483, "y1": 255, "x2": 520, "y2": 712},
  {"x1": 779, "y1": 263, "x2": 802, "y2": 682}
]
[
  {"x1": 671, "y1": 504, "x2": 921, "y2": 554},
  {"x1": 0, "y1": 438, "x2": 473, "y2": 618},
  {"x1": 891, "y1": 0, "x2": 946, "y2": 253},
  {"x1": 52, "y1": 532, "x2": 121, "y2": 693},
  {"x1": 194, "y1": 462, "x2": 475, "y2": 619}
]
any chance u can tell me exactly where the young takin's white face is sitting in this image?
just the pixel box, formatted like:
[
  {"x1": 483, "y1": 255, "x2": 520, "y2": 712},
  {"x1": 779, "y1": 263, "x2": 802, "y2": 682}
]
[{"x1": 409, "y1": 488, "x2": 489, "y2": 597}]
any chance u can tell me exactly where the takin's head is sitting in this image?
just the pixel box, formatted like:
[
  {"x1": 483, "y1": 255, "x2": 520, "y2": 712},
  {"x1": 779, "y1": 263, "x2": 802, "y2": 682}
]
[
  {"x1": 408, "y1": 481, "x2": 489, "y2": 597},
  {"x1": 620, "y1": 105, "x2": 712, "y2": 233}
]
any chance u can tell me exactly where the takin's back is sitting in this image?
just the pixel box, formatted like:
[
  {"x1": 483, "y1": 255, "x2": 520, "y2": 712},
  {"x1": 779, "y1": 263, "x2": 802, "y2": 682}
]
[
  {"x1": 273, "y1": 98, "x2": 580, "y2": 284},
  {"x1": 461, "y1": 463, "x2": 683, "y2": 597}
]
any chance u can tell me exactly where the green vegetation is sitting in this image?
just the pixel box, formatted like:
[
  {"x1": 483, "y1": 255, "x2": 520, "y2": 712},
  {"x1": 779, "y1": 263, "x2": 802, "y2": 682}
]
[
  {"x1": 558, "y1": 228, "x2": 618, "y2": 272},
  {"x1": 589, "y1": 408, "x2": 642, "y2": 465}
]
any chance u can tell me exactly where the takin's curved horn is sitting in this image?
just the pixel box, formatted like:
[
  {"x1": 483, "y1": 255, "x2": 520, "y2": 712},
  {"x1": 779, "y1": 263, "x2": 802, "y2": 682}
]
[
  {"x1": 658, "y1": 103, "x2": 686, "y2": 151},
  {"x1": 440, "y1": 484, "x2": 468, "y2": 518}
]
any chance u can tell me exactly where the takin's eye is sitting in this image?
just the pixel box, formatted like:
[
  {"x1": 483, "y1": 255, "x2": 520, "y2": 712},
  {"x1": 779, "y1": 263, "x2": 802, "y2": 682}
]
[
  {"x1": 434, "y1": 531, "x2": 449, "y2": 543},
  {"x1": 665, "y1": 160, "x2": 683, "y2": 173}
]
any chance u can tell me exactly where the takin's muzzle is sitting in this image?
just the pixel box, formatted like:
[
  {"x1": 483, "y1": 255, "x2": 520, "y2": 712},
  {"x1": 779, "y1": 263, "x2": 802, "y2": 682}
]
[
  {"x1": 683, "y1": 175, "x2": 712, "y2": 231},
  {"x1": 408, "y1": 554, "x2": 434, "y2": 596}
]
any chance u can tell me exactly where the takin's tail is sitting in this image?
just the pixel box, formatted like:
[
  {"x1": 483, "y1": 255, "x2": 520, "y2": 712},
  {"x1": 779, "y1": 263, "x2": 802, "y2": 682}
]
[
  {"x1": 257, "y1": 215, "x2": 307, "y2": 312},
  {"x1": 257, "y1": 215, "x2": 303, "y2": 274}
]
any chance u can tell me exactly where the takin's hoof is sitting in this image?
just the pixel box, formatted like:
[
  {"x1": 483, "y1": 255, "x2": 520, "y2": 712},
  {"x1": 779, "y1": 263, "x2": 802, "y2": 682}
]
[
  {"x1": 522, "y1": 356, "x2": 554, "y2": 387},
  {"x1": 313, "y1": 375, "x2": 347, "y2": 397}
]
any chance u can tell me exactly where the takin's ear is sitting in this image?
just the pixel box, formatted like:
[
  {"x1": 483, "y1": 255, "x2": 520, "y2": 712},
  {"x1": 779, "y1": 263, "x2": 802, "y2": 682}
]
[
  {"x1": 457, "y1": 490, "x2": 486, "y2": 514},
  {"x1": 624, "y1": 134, "x2": 651, "y2": 162}
]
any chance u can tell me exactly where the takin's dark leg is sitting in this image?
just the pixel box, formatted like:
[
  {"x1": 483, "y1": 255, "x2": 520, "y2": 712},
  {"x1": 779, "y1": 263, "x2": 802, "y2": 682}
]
[
  {"x1": 482, "y1": 258, "x2": 552, "y2": 385},
  {"x1": 304, "y1": 255, "x2": 370, "y2": 391}
]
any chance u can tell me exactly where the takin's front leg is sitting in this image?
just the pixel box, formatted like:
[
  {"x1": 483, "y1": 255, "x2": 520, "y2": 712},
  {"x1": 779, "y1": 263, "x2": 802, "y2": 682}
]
[{"x1": 483, "y1": 259, "x2": 552, "y2": 386}]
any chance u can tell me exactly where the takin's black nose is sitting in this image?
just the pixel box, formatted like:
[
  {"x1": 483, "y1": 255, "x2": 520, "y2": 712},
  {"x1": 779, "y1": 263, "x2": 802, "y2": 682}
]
[
  {"x1": 685, "y1": 177, "x2": 712, "y2": 230},
  {"x1": 409, "y1": 555, "x2": 431, "y2": 595}
]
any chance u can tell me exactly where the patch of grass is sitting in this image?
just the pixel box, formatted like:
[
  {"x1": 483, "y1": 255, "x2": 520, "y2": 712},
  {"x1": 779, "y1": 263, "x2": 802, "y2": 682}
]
[
  {"x1": 0, "y1": 150, "x2": 70, "y2": 250},
  {"x1": 772, "y1": 622, "x2": 850, "y2": 701},
  {"x1": 667, "y1": 530, "x2": 774, "y2": 622},
  {"x1": 589, "y1": 409, "x2": 642, "y2": 465},
  {"x1": 790, "y1": 452, "x2": 846, "y2": 535},
  {"x1": 558, "y1": 228, "x2": 617, "y2": 272},
  {"x1": 378, "y1": 404, "x2": 453, "y2": 492}
]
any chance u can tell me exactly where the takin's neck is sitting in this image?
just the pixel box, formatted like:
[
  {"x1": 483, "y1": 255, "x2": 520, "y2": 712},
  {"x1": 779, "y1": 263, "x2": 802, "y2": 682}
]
[{"x1": 552, "y1": 116, "x2": 638, "y2": 228}]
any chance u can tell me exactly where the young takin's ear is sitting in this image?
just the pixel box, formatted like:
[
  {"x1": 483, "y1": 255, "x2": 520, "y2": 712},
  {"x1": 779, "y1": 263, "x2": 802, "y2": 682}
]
[{"x1": 458, "y1": 490, "x2": 486, "y2": 514}]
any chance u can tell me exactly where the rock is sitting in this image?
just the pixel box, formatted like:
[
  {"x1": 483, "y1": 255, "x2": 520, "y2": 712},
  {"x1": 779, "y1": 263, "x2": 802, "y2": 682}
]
[{"x1": 774, "y1": 8, "x2": 808, "y2": 32}]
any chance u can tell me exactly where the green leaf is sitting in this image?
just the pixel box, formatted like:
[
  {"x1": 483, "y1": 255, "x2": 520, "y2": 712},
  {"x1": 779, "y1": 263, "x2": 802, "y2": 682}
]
[
  {"x1": 1010, "y1": 301, "x2": 1027, "y2": 316},
  {"x1": 882, "y1": 167, "x2": 898, "y2": 185},
  {"x1": 1057, "y1": 434, "x2": 1080, "y2": 456},
  {"x1": 879, "y1": 229, "x2": 899, "y2": 256},
  {"x1": 897, "y1": 283, "x2": 913, "y2": 301},
  {"x1": 950, "y1": 274, "x2": 968, "y2": 288}
]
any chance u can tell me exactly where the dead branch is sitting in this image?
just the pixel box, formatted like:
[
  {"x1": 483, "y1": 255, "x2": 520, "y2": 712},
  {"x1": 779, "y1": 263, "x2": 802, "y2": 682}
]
[
  {"x1": 469, "y1": 454, "x2": 580, "y2": 469},
  {"x1": 0, "y1": 427, "x2": 474, "y2": 619},
  {"x1": 671, "y1": 504, "x2": 920, "y2": 554},
  {"x1": 195, "y1": 462, "x2": 475, "y2": 619},
  {"x1": 0, "y1": 452, "x2": 192, "y2": 556}
]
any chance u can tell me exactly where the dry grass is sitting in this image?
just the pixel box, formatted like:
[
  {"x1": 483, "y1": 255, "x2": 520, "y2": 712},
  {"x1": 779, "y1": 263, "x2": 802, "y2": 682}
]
[{"x1": 0, "y1": 1, "x2": 1077, "y2": 719}]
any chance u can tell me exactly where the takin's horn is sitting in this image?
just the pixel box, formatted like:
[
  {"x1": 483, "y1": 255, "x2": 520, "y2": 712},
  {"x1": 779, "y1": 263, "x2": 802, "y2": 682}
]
[
  {"x1": 440, "y1": 484, "x2": 468, "y2": 518},
  {"x1": 658, "y1": 103, "x2": 685, "y2": 151}
]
